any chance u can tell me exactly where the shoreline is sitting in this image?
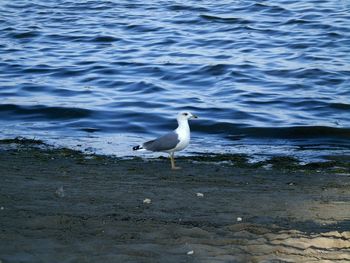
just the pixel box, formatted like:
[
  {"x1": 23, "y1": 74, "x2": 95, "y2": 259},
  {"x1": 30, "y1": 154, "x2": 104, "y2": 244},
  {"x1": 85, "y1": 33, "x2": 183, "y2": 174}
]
[
  {"x1": 0, "y1": 139, "x2": 350, "y2": 262},
  {"x1": 1, "y1": 137, "x2": 350, "y2": 168}
]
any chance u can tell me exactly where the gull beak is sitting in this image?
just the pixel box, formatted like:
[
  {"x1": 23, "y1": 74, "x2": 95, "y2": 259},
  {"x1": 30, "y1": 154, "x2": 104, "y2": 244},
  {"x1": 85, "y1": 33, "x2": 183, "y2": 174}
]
[{"x1": 191, "y1": 114, "x2": 198, "y2": 119}]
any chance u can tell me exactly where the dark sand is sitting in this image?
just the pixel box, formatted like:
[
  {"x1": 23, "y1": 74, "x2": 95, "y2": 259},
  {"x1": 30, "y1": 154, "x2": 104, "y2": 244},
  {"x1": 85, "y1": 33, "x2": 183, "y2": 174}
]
[{"x1": 1, "y1": 139, "x2": 350, "y2": 262}]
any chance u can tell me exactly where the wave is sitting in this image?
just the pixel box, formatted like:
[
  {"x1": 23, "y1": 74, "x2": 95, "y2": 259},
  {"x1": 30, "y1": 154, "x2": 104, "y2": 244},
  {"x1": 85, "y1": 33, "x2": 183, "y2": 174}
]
[
  {"x1": 210, "y1": 125, "x2": 350, "y2": 142},
  {"x1": 0, "y1": 104, "x2": 93, "y2": 120}
]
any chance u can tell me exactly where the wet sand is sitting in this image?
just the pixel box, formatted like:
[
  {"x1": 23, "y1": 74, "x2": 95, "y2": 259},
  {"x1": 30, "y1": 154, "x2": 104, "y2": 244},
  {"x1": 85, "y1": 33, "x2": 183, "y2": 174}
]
[{"x1": 1, "y1": 139, "x2": 350, "y2": 262}]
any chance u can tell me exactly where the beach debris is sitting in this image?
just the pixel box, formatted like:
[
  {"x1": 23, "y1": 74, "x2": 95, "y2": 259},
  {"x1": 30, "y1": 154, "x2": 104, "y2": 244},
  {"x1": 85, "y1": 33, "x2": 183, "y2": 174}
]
[
  {"x1": 143, "y1": 198, "x2": 151, "y2": 204},
  {"x1": 187, "y1": 250, "x2": 194, "y2": 255},
  {"x1": 196, "y1": 192, "x2": 204, "y2": 197},
  {"x1": 263, "y1": 164, "x2": 273, "y2": 170},
  {"x1": 55, "y1": 186, "x2": 65, "y2": 198},
  {"x1": 237, "y1": 217, "x2": 242, "y2": 222}
]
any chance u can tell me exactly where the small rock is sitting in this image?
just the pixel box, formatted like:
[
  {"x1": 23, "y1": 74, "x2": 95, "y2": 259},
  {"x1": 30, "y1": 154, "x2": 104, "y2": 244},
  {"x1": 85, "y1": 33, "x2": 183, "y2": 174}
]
[
  {"x1": 237, "y1": 217, "x2": 242, "y2": 222},
  {"x1": 196, "y1": 192, "x2": 204, "y2": 197},
  {"x1": 143, "y1": 198, "x2": 151, "y2": 204},
  {"x1": 187, "y1": 250, "x2": 194, "y2": 255},
  {"x1": 55, "y1": 186, "x2": 65, "y2": 198}
]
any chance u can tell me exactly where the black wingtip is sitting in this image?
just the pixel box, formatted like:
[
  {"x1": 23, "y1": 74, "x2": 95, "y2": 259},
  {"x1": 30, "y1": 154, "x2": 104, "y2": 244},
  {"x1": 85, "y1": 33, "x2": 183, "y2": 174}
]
[{"x1": 133, "y1": 145, "x2": 142, "y2": 151}]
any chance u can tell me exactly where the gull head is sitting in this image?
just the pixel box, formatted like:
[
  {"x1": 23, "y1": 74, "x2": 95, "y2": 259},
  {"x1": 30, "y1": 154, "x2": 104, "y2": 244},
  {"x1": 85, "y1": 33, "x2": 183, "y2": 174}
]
[{"x1": 177, "y1": 111, "x2": 198, "y2": 122}]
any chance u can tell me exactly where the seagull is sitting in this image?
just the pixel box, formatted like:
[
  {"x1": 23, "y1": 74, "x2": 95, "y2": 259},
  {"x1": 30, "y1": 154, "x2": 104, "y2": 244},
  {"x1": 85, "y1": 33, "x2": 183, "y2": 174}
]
[{"x1": 133, "y1": 112, "x2": 198, "y2": 169}]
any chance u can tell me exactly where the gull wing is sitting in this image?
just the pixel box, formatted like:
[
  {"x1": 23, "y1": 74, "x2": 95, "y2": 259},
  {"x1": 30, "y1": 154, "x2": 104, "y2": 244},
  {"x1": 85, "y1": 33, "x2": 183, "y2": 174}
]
[{"x1": 143, "y1": 131, "x2": 179, "y2": 152}]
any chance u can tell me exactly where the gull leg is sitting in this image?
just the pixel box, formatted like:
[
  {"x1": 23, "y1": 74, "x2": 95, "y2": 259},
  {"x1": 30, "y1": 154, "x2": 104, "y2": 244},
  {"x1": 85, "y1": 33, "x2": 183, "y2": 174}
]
[{"x1": 170, "y1": 152, "x2": 181, "y2": 170}]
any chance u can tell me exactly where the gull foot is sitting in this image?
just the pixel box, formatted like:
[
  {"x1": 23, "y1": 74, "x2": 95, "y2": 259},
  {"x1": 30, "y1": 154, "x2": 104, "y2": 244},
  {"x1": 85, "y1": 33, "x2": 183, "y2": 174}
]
[{"x1": 171, "y1": 166, "x2": 182, "y2": 170}]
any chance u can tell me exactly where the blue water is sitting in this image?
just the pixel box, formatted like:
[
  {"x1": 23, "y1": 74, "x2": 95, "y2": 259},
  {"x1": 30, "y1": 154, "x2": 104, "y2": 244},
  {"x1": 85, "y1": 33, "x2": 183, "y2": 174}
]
[{"x1": 1, "y1": 0, "x2": 350, "y2": 161}]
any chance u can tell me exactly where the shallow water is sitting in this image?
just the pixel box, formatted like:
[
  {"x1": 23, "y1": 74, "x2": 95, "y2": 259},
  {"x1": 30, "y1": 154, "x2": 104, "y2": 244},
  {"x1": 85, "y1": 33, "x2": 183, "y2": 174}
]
[{"x1": 0, "y1": 0, "x2": 349, "y2": 160}]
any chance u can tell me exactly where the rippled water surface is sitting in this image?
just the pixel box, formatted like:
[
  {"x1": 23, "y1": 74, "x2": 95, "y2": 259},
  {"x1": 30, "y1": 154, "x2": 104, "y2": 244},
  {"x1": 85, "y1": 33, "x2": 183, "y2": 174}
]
[{"x1": 1, "y1": 0, "x2": 350, "y2": 160}]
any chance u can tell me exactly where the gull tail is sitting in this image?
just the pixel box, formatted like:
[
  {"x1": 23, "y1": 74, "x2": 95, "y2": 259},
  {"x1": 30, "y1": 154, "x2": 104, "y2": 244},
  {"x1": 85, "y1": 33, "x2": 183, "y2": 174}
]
[{"x1": 133, "y1": 145, "x2": 145, "y2": 151}]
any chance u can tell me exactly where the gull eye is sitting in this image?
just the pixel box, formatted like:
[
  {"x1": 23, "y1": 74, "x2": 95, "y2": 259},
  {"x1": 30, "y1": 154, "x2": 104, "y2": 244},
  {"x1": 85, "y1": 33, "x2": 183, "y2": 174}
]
[{"x1": 183, "y1": 113, "x2": 188, "y2": 116}]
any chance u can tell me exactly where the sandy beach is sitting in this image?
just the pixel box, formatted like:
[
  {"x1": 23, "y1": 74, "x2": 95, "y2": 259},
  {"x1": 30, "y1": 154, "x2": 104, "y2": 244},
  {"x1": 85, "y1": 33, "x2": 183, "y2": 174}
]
[{"x1": 0, "y1": 139, "x2": 350, "y2": 262}]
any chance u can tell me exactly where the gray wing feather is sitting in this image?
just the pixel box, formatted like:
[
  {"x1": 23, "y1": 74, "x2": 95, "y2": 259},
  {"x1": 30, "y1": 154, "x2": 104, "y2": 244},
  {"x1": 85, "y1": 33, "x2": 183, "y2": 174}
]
[{"x1": 143, "y1": 132, "x2": 179, "y2": 152}]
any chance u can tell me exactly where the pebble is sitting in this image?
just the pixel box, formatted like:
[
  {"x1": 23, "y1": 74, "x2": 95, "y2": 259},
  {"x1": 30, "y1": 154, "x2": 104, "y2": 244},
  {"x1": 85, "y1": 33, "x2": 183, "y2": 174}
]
[
  {"x1": 143, "y1": 198, "x2": 151, "y2": 204},
  {"x1": 187, "y1": 250, "x2": 194, "y2": 255},
  {"x1": 55, "y1": 186, "x2": 65, "y2": 198},
  {"x1": 196, "y1": 192, "x2": 204, "y2": 197}
]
